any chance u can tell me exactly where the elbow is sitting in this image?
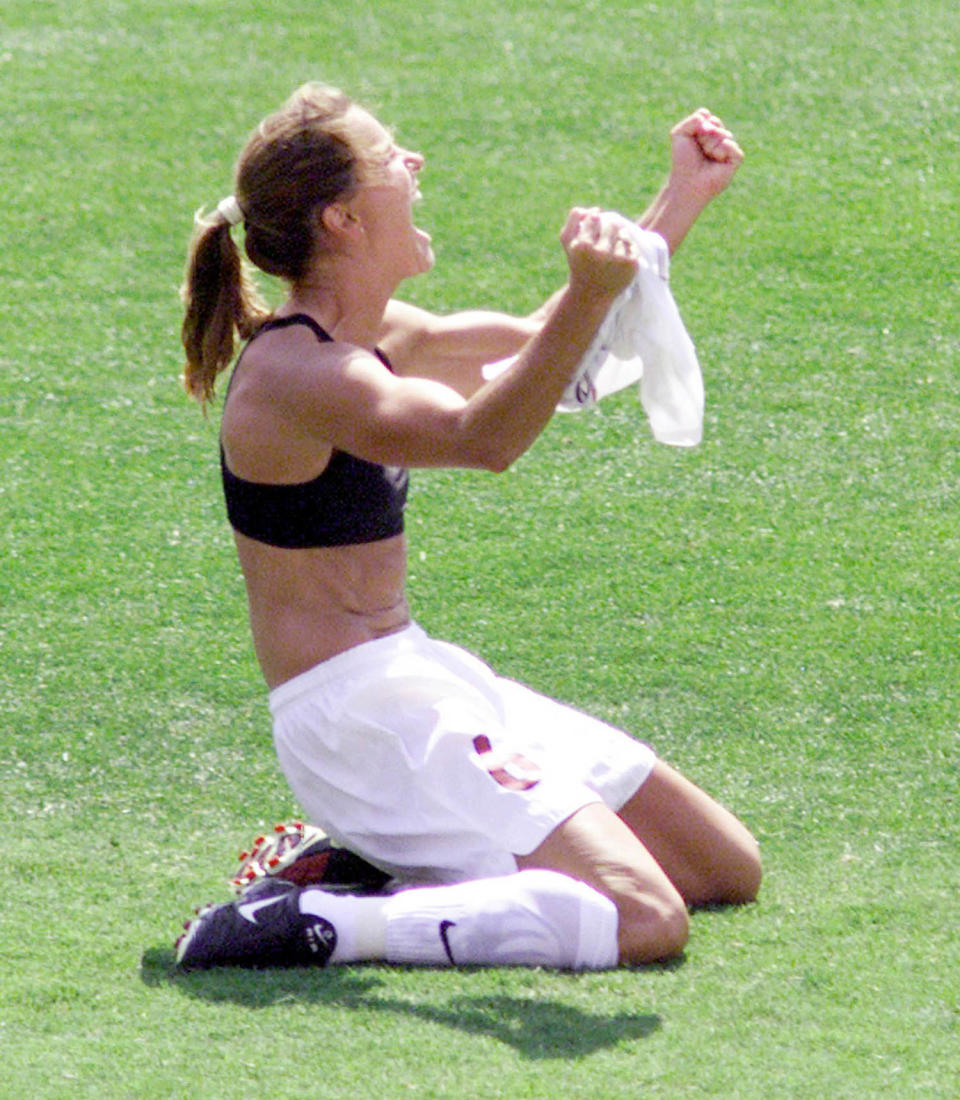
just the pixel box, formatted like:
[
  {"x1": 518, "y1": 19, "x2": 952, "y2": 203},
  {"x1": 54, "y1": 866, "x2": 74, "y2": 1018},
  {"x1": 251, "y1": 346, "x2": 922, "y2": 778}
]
[
  {"x1": 480, "y1": 451, "x2": 515, "y2": 474},
  {"x1": 457, "y1": 425, "x2": 522, "y2": 473},
  {"x1": 471, "y1": 440, "x2": 522, "y2": 474},
  {"x1": 452, "y1": 410, "x2": 528, "y2": 473}
]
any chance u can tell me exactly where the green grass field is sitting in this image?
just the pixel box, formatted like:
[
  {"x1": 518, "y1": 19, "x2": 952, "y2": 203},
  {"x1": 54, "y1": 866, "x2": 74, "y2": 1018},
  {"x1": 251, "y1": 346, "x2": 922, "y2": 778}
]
[{"x1": 2, "y1": 1, "x2": 957, "y2": 1096}]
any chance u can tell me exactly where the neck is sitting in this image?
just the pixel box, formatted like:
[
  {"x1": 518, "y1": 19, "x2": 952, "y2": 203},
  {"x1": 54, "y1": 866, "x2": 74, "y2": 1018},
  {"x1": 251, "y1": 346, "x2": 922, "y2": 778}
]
[{"x1": 287, "y1": 258, "x2": 396, "y2": 350}]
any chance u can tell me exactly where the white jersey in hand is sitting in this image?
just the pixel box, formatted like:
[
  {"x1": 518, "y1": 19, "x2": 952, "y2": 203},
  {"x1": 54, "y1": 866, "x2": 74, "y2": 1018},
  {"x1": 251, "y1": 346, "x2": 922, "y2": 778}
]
[{"x1": 483, "y1": 217, "x2": 704, "y2": 447}]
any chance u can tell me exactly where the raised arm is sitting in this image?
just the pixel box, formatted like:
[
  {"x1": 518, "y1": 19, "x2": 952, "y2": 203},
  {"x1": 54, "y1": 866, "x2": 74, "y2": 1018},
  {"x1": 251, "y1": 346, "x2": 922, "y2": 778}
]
[
  {"x1": 638, "y1": 108, "x2": 744, "y2": 254},
  {"x1": 379, "y1": 109, "x2": 743, "y2": 390}
]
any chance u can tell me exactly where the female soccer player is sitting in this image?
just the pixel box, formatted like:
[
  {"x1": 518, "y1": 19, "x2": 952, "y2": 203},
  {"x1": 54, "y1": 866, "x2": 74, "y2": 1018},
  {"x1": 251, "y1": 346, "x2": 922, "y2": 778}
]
[{"x1": 176, "y1": 84, "x2": 760, "y2": 971}]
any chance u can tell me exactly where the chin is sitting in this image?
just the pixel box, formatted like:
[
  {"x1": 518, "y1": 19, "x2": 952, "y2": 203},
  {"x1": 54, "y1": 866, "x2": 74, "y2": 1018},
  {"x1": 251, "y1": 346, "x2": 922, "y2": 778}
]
[{"x1": 407, "y1": 244, "x2": 435, "y2": 277}]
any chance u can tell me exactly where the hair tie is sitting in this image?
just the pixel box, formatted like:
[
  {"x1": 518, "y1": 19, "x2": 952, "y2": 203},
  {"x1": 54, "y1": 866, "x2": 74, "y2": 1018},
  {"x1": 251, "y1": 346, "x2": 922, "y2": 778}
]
[{"x1": 216, "y1": 195, "x2": 244, "y2": 227}]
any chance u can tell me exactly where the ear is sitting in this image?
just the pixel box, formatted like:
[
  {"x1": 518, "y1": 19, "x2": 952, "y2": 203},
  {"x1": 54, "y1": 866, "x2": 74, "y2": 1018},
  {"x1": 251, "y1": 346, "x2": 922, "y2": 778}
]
[{"x1": 318, "y1": 201, "x2": 362, "y2": 239}]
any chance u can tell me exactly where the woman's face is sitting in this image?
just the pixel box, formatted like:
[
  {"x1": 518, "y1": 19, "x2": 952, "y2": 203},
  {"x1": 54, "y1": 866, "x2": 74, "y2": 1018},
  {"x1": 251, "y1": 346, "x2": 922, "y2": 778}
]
[{"x1": 346, "y1": 107, "x2": 434, "y2": 279}]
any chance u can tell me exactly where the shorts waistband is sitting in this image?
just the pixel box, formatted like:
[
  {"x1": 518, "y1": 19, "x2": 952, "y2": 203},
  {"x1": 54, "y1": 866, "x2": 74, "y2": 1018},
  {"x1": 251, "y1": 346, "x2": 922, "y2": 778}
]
[{"x1": 268, "y1": 622, "x2": 427, "y2": 715}]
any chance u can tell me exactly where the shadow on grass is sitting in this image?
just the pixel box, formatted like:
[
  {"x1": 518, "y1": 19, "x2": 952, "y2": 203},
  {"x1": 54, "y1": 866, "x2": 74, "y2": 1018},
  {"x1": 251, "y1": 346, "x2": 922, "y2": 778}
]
[{"x1": 141, "y1": 947, "x2": 666, "y2": 1059}]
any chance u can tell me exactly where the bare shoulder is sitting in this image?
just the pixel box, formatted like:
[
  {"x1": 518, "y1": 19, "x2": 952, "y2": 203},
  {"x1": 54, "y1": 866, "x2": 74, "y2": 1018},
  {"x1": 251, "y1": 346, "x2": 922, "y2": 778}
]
[
  {"x1": 233, "y1": 322, "x2": 376, "y2": 394},
  {"x1": 237, "y1": 320, "x2": 338, "y2": 375},
  {"x1": 378, "y1": 299, "x2": 440, "y2": 371},
  {"x1": 380, "y1": 298, "x2": 440, "y2": 336},
  {"x1": 225, "y1": 322, "x2": 392, "y2": 446}
]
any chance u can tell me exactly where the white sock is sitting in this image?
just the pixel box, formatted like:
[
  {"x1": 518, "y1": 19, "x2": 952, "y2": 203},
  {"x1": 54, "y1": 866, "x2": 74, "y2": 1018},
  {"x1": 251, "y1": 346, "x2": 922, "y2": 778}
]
[
  {"x1": 382, "y1": 870, "x2": 619, "y2": 970},
  {"x1": 297, "y1": 891, "x2": 388, "y2": 964},
  {"x1": 299, "y1": 871, "x2": 619, "y2": 970}
]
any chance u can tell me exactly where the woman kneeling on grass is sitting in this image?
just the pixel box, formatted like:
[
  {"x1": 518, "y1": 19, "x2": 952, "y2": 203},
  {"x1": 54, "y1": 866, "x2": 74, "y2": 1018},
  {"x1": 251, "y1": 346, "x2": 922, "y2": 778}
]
[{"x1": 175, "y1": 82, "x2": 761, "y2": 971}]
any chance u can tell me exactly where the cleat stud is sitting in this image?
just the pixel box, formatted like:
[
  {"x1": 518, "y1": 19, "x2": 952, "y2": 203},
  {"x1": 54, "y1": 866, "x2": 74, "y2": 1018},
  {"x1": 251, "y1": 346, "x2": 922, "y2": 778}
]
[{"x1": 268, "y1": 856, "x2": 280, "y2": 867}]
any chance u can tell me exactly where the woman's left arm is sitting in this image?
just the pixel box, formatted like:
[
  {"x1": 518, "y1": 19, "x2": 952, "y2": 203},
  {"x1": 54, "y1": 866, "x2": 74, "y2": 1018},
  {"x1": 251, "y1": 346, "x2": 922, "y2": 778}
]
[
  {"x1": 638, "y1": 108, "x2": 744, "y2": 254},
  {"x1": 378, "y1": 299, "x2": 541, "y2": 397},
  {"x1": 381, "y1": 109, "x2": 744, "y2": 389}
]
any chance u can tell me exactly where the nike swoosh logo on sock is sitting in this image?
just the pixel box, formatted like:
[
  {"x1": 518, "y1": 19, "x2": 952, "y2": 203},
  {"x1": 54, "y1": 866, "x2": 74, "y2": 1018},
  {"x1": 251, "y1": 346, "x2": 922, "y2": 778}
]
[
  {"x1": 439, "y1": 920, "x2": 457, "y2": 965},
  {"x1": 238, "y1": 893, "x2": 287, "y2": 925}
]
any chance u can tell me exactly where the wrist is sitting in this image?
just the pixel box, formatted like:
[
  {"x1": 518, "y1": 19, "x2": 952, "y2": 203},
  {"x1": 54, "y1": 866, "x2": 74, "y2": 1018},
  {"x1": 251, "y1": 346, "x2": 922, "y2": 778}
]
[
  {"x1": 560, "y1": 280, "x2": 620, "y2": 322},
  {"x1": 659, "y1": 176, "x2": 713, "y2": 216}
]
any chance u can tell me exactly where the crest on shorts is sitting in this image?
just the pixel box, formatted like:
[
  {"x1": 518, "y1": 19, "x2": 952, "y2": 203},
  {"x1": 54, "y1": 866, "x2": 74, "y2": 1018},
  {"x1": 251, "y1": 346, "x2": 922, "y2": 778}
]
[{"x1": 472, "y1": 734, "x2": 541, "y2": 791}]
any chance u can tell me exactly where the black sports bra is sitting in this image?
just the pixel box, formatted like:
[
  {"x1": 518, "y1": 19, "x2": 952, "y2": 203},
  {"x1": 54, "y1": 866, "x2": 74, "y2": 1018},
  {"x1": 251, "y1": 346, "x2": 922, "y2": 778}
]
[{"x1": 221, "y1": 314, "x2": 409, "y2": 548}]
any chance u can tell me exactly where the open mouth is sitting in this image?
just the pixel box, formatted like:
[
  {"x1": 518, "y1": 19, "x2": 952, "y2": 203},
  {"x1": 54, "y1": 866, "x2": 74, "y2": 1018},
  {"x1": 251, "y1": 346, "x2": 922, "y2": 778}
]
[{"x1": 412, "y1": 189, "x2": 429, "y2": 238}]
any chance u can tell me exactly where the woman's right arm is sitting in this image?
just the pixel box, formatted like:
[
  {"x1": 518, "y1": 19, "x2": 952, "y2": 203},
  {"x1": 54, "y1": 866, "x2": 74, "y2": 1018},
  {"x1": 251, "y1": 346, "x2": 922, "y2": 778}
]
[{"x1": 272, "y1": 209, "x2": 639, "y2": 473}]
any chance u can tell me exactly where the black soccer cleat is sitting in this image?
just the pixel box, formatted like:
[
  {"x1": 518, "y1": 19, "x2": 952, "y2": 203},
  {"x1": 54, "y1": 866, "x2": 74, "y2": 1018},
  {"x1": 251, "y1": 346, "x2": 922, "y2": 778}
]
[
  {"x1": 175, "y1": 877, "x2": 337, "y2": 970},
  {"x1": 231, "y1": 821, "x2": 391, "y2": 896}
]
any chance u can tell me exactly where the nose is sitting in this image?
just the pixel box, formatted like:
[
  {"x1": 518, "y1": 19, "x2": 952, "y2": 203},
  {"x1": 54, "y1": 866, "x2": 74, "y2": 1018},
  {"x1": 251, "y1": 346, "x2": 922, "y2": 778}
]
[{"x1": 403, "y1": 149, "x2": 424, "y2": 174}]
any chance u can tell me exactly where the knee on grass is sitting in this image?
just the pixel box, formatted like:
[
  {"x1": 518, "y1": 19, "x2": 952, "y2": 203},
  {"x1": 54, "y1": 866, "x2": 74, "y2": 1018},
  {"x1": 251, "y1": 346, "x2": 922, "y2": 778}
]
[
  {"x1": 703, "y1": 833, "x2": 763, "y2": 908},
  {"x1": 725, "y1": 845, "x2": 763, "y2": 906},
  {"x1": 616, "y1": 889, "x2": 690, "y2": 965}
]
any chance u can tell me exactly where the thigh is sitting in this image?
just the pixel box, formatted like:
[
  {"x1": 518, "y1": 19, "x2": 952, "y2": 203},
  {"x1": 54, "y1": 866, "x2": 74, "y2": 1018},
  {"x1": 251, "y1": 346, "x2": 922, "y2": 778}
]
[
  {"x1": 617, "y1": 759, "x2": 762, "y2": 907},
  {"x1": 496, "y1": 677, "x2": 656, "y2": 810}
]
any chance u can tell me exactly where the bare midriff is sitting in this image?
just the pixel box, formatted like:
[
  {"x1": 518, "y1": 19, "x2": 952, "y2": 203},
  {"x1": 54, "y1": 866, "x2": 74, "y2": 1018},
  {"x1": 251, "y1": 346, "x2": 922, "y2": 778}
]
[{"x1": 233, "y1": 530, "x2": 411, "y2": 689}]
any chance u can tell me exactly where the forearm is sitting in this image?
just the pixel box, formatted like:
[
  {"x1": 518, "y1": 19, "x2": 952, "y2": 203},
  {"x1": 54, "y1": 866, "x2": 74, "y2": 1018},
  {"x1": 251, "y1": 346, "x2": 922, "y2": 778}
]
[
  {"x1": 636, "y1": 179, "x2": 712, "y2": 255},
  {"x1": 380, "y1": 210, "x2": 637, "y2": 468},
  {"x1": 458, "y1": 285, "x2": 613, "y2": 470}
]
